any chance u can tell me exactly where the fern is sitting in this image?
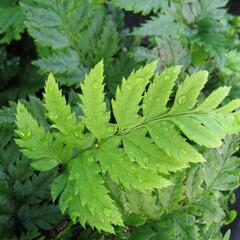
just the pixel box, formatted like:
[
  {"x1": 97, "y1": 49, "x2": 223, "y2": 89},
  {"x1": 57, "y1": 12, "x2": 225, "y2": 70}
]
[
  {"x1": 111, "y1": 0, "x2": 162, "y2": 15},
  {"x1": 0, "y1": 1, "x2": 25, "y2": 44},
  {"x1": 21, "y1": 0, "x2": 119, "y2": 86},
  {"x1": 15, "y1": 61, "x2": 240, "y2": 232},
  {"x1": 122, "y1": 136, "x2": 239, "y2": 240},
  {"x1": 130, "y1": 0, "x2": 229, "y2": 67},
  {"x1": 0, "y1": 99, "x2": 62, "y2": 239}
]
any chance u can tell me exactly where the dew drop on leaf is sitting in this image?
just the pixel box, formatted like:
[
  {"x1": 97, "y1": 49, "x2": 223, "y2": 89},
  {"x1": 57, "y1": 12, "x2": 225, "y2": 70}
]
[
  {"x1": 49, "y1": 113, "x2": 58, "y2": 121},
  {"x1": 19, "y1": 128, "x2": 32, "y2": 140},
  {"x1": 74, "y1": 187, "x2": 79, "y2": 195},
  {"x1": 74, "y1": 173, "x2": 80, "y2": 179},
  {"x1": 107, "y1": 126, "x2": 113, "y2": 133},
  {"x1": 93, "y1": 83, "x2": 100, "y2": 89},
  {"x1": 103, "y1": 208, "x2": 111, "y2": 217},
  {"x1": 74, "y1": 131, "x2": 81, "y2": 137},
  {"x1": 126, "y1": 83, "x2": 132, "y2": 90},
  {"x1": 67, "y1": 115, "x2": 73, "y2": 120},
  {"x1": 178, "y1": 96, "x2": 186, "y2": 104},
  {"x1": 179, "y1": 149, "x2": 186, "y2": 157},
  {"x1": 143, "y1": 157, "x2": 148, "y2": 163}
]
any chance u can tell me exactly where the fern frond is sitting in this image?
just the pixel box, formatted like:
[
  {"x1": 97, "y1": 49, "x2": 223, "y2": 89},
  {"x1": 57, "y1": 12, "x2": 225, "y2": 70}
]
[
  {"x1": 21, "y1": 0, "x2": 118, "y2": 86},
  {"x1": 111, "y1": 0, "x2": 162, "y2": 15},
  {"x1": 15, "y1": 103, "x2": 72, "y2": 170},
  {"x1": 0, "y1": 3, "x2": 25, "y2": 44},
  {"x1": 80, "y1": 61, "x2": 113, "y2": 140},
  {"x1": 112, "y1": 61, "x2": 157, "y2": 130},
  {"x1": 15, "y1": 62, "x2": 240, "y2": 232}
]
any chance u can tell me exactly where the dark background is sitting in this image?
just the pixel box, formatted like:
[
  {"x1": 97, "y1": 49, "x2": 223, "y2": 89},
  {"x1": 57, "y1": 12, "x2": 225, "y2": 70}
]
[{"x1": 228, "y1": 0, "x2": 240, "y2": 15}]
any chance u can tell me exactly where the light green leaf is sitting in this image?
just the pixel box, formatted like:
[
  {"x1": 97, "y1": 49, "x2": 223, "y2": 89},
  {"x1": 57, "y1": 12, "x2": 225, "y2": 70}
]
[
  {"x1": 51, "y1": 174, "x2": 67, "y2": 201},
  {"x1": 96, "y1": 137, "x2": 171, "y2": 191},
  {"x1": 80, "y1": 61, "x2": 113, "y2": 140},
  {"x1": 122, "y1": 128, "x2": 184, "y2": 173},
  {"x1": 195, "y1": 87, "x2": 231, "y2": 112},
  {"x1": 170, "y1": 71, "x2": 208, "y2": 113},
  {"x1": 112, "y1": 61, "x2": 157, "y2": 130},
  {"x1": 143, "y1": 66, "x2": 181, "y2": 119},
  {"x1": 147, "y1": 121, "x2": 205, "y2": 164}
]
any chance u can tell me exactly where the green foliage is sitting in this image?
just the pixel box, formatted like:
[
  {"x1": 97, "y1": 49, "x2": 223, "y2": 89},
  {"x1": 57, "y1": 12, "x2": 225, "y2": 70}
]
[
  {"x1": 118, "y1": 136, "x2": 240, "y2": 240},
  {"x1": 0, "y1": 0, "x2": 25, "y2": 44},
  {"x1": 15, "y1": 61, "x2": 240, "y2": 232},
  {"x1": 111, "y1": 0, "x2": 162, "y2": 15},
  {"x1": 1, "y1": 0, "x2": 240, "y2": 238},
  {"x1": 126, "y1": 0, "x2": 232, "y2": 70},
  {"x1": 21, "y1": 0, "x2": 119, "y2": 86},
  {"x1": 0, "y1": 98, "x2": 62, "y2": 240}
]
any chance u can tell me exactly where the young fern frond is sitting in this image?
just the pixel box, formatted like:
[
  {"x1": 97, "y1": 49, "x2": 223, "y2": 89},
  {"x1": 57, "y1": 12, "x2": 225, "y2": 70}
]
[{"x1": 15, "y1": 61, "x2": 240, "y2": 232}]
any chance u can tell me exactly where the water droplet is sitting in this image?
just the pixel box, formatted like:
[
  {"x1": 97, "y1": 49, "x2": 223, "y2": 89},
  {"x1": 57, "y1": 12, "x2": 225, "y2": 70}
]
[
  {"x1": 143, "y1": 157, "x2": 148, "y2": 164},
  {"x1": 218, "y1": 148, "x2": 224, "y2": 155},
  {"x1": 87, "y1": 159, "x2": 92, "y2": 166},
  {"x1": 165, "y1": 76, "x2": 170, "y2": 80},
  {"x1": 74, "y1": 131, "x2": 81, "y2": 138},
  {"x1": 67, "y1": 115, "x2": 73, "y2": 120},
  {"x1": 49, "y1": 85, "x2": 54, "y2": 91},
  {"x1": 179, "y1": 149, "x2": 186, "y2": 157},
  {"x1": 178, "y1": 96, "x2": 186, "y2": 105},
  {"x1": 103, "y1": 208, "x2": 112, "y2": 217},
  {"x1": 49, "y1": 113, "x2": 58, "y2": 121},
  {"x1": 74, "y1": 187, "x2": 79, "y2": 195},
  {"x1": 93, "y1": 83, "x2": 100, "y2": 89},
  {"x1": 19, "y1": 129, "x2": 32, "y2": 140},
  {"x1": 107, "y1": 126, "x2": 113, "y2": 133},
  {"x1": 74, "y1": 173, "x2": 80, "y2": 179},
  {"x1": 126, "y1": 84, "x2": 132, "y2": 90},
  {"x1": 136, "y1": 78, "x2": 144, "y2": 84},
  {"x1": 164, "y1": 127, "x2": 169, "y2": 132}
]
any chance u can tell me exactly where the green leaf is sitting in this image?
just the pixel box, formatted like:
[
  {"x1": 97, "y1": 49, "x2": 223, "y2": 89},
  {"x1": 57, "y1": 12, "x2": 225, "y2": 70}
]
[
  {"x1": 51, "y1": 174, "x2": 67, "y2": 201},
  {"x1": 66, "y1": 151, "x2": 123, "y2": 231},
  {"x1": 134, "y1": 15, "x2": 182, "y2": 39},
  {"x1": 195, "y1": 87, "x2": 231, "y2": 112},
  {"x1": 111, "y1": 0, "x2": 162, "y2": 15},
  {"x1": 143, "y1": 66, "x2": 181, "y2": 119},
  {"x1": 31, "y1": 159, "x2": 58, "y2": 171},
  {"x1": 112, "y1": 61, "x2": 157, "y2": 130},
  {"x1": 147, "y1": 121, "x2": 205, "y2": 164},
  {"x1": 0, "y1": 6, "x2": 25, "y2": 43},
  {"x1": 202, "y1": 137, "x2": 240, "y2": 191},
  {"x1": 186, "y1": 166, "x2": 204, "y2": 202},
  {"x1": 96, "y1": 137, "x2": 170, "y2": 191},
  {"x1": 15, "y1": 103, "x2": 71, "y2": 167},
  {"x1": 80, "y1": 61, "x2": 113, "y2": 140},
  {"x1": 15, "y1": 62, "x2": 240, "y2": 232},
  {"x1": 44, "y1": 73, "x2": 84, "y2": 147},
  {"x1": 223, "y1": 230, "x2": 231, "y2": 240},
  {"x1": 122, "y1": 128, "x2": 184, "y2": 173},
  {"x1": 33, "y1": 49, "x2": 80, "y2": 74},
  {"x1": 170, "y1": 71, "x2": 208, "y2": 113},
  {"x1": 158, "y1": 172, "x2": 185, "y2": 213}
]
